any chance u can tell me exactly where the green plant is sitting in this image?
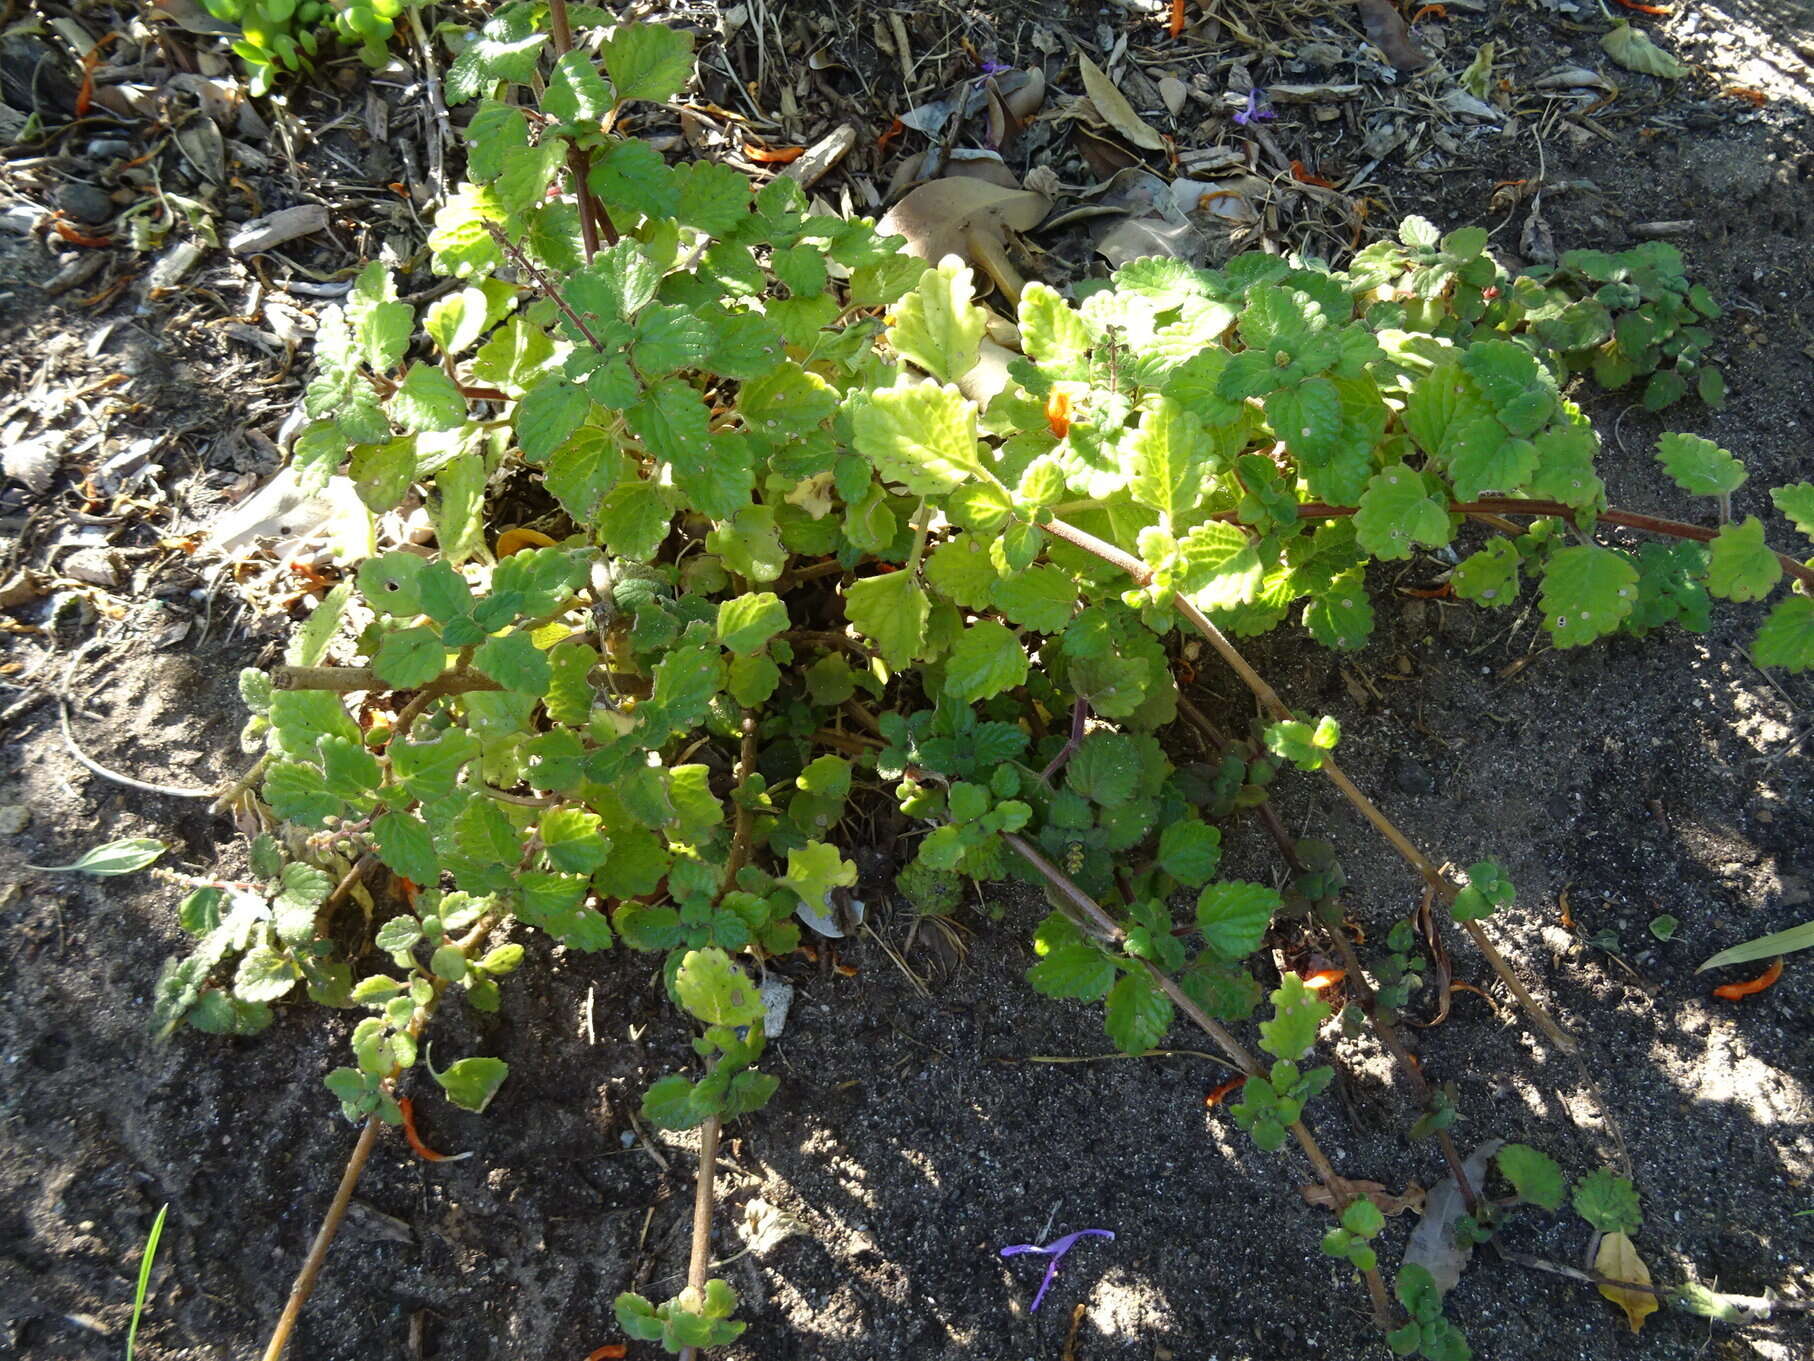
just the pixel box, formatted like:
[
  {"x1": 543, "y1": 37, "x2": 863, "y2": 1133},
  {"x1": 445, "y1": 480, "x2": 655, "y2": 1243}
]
[
  {"x1": 162, "y1": 6, "x2": 1814, "y2": 1354},
  {"x1": 126, "y1": 1202, "x2": 169, "y2": 1361},
  {"x1": 200, "y1": 0, "x2": 416, "y2": 96}
]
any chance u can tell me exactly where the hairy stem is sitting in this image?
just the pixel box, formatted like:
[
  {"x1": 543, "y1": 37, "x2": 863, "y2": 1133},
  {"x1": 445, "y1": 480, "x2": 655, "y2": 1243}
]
[
  {"x1": 261, "y1": 914, "x2": 499, "y2": 1360},
  {"x1": 675, "y1": 1111, "x2": 725, "y2": 1361},
  {"x1": 544, "y1": 0, "x2": 614, "y2": 254},
  {"x1": 259, "y1": 1115, "x2": 382, "y2": 1361},
  {"x1": 999, "y1": 831, "x2": 1395, "y2": 1330}
]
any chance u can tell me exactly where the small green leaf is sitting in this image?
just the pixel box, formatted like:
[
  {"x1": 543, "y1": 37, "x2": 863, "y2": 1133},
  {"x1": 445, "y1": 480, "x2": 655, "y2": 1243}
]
[
  {"x1": 473, "y1": 632, "x2": 552, "y2": 695},
  {"x1": 373, "y1": 812, "x2": 439, "y2": 886},
  {"x1": 1753, "y1": 596, "x2": 1814, "y2": 671},
  {"x1": 1770, "y1": 482, "x2": 1814, "y2": 541},
  {"x1": 1104, "y1": 969, "x2": 1173, "y2": 1054},
  {"x1": 602, "y1": 22, "x2": 694, "y2": 104},
  {"x1": 1648, "y1": 914, "x2": 1678, "y2": 942},
  {"x1": 1258, "y1": 972, "x2": 1331, "y2": 1061},
  {"x1": 888, "y1": 257, "x2": 984, "y2": 383},
  {"x1": 1655, "y1": 432, "x2": 1745, "y2": 498},
  {"x1": 1196, "y1": 881, "x2": 1280, "y2": 960},
  {"x1": 29, "y1": 837, "x2": 166, "y2": 876},
  {"x1": 1157, "y1": 819, "x2": 1222, "y2": 888},
  {"x1": 1572, "y1": 1167, "x2": 1641, "y2": 1234},
  {"x1": 1705, "y1": 516, "x2": 1782, "y2": 603},
  {"x1": 1539, "y1": 545, "x2": 1638, "y2": 646},
  {"x1": 851, "y1": 383, "x2": 989, "y2": 496},
  {"x1": 1450, "y1": 858, "x2": 1514, "y2": 922},
  {"x1": 1353, "y1": 466, "x2": 1452, "y2": 561},
  {"x1": 390, "y1": 364, "x2": 467, "y2": 434},
  {"x1": 716, "y1": 592, "x2": 789, "y2": 655},
  {"x1": 1496, "y1": 1143, "x2": 1565, "y2": 1211},
  {"x1": 1028, "y1": 943, "x2": 1117, "y2": 1000},
  {"x1": 844, "y1": 571, "x2": 929, "y2": 670},
  {"x1": 674, "y1": 947, "x2": 763, "y2": 1027},
  {"x1": 779, "y1": 841, "x2": 858, "y2": 916},
  {"x1": 432, "y1": 1055, "x2": 510, "y2": 1112},
  {"x1": 942, "y1": 620, "x2": 1027, "y2": 702},
  {"x1": 373, "y1": 627, "x2": 448, "y2": 689},
  {"x1": 235, "y1": 945, "x2": 302, "y2": 1003}
]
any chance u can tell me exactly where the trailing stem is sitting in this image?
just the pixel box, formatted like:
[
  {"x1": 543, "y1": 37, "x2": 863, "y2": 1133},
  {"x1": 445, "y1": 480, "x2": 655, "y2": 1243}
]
[
  {"x1": 1173, "y1": 695, "x2": 1480, "y2": 1211},
  {"x1": 1041, "y1": 515, "x2": 1580, "y2": 1056},
  {"x1": 676, "y1": 715, "x2": 761, "y2": 1361},
  {"x1": 260, "y1": 913, "x2": 499, "y2": 1361},
  {"x1": 1001, "y1": 832, "x2": 1395, "y2": 1331}
]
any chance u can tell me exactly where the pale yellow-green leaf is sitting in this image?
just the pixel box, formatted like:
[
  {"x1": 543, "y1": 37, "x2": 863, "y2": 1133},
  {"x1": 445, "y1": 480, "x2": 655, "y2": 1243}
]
[{"x1": 888, "y1": 256, "x2": 985, "y2": 384}]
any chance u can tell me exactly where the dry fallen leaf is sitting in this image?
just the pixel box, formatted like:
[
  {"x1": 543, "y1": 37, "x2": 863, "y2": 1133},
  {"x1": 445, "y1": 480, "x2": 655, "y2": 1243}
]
[
  {"x1": 879, "y1": 178, "x2": 1049, "y2": 304},
  {"x1": 1404, "y1": 1139, "x2": 1501, "y2": 1294},
  {"x1": 1355, "y1": 0, "x2": 1429, "y2": 73},
  {"x1": 1595, "y1": 1231, "x2": 1659, "y2": 1332},
  {"x1": 1076, "y1": 52, "x2": 1166, "y2": 151},
  {"x1": 1300, "y1": 1180, "x2": 1426, "y2": 1217}
]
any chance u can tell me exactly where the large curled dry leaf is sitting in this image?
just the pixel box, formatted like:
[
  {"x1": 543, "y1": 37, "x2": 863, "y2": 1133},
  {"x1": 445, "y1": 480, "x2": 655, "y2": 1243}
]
[
  {"x1": 1403, "y1": 1139, "x2": 1501, "y2": 1294},
  {"x1": 1076, "y1": 51, "x2": 1166, "y2": 151},
  {"x1": 879, "y1": 178, "x2": 1049, "y2": 304},
  {"x1": 1355, "y1": 0, "x2": 1428, "y2": 73},
  {"x1": 1595, "y1": 1231, "x2": 1659, "y2": 1332},
  {"x1": 1602, "y1": 20, "x2": 1689, "y2": 79}
]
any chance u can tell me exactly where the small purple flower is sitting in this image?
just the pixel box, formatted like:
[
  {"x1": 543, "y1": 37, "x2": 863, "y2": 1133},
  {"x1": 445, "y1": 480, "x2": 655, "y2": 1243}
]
[
  {"x1": 980, "y1": 60, "x2": 1014, "y2": 76},
  {"x1": 999, "y1": 1228, "x2": 1115, "y2": 1311},
  {"x1": 1233, "y1": 88, "x2": 1275, "y2": 126}
]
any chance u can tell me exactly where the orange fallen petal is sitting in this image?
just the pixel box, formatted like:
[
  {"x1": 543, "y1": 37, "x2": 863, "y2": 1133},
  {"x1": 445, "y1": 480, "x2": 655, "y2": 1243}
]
[
  {"x1": 496, "y1": 527, "x2": 558, "y2": 557},
  {"x1": 1401, "y1": 583, "x2": 1452, "y2": 599},
  {"x1": 1613, "y1": 0, "x2": 1670, "y2": 12},
  {"x1": 876, "y1": 116, "x2": 905, "y2": 154},
  {"x1": 584, "y1": 1346, "x2": 628, "y2": 1361},
  {"x1": 1290, "y1": 161, "x2": 1339, "y2": 189},
  {"x1": 1205, "y1": 1074, "x2": 1247, "y2": 1107},
  {"x1": 1045, "y1": 389, "x2": 1072, "y2": 439},
  {"x1": 745, "y1": 143, "x2": 806, "y2": 164},
  {"x1": 1722, "y1": 86, "x2": 1768, "y2": 107},
  {"x1": 398, "y1": 1097, "x2": 472, "y2": 1162},
  {"x1": 1303, "y1": 968, "x2": 1345, "y2": 991},
  {"x1": 52, "y1": 217, "x2": 112, "y2": 248},
  {"x1": 1713, "y1": 957, "x2": 1782, "y2": 1000},
  {"x1": 1168, "y1": 0, "x2": 1187, "y2": 38},
  {"x1": 1410, "y1": 3, "x2": 1447, "y2": 21}
]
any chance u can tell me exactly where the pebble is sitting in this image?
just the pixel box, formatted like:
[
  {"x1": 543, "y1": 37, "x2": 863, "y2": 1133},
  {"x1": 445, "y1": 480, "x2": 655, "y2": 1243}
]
[
  {"x1": 1387, "y1": 754, "x2": 1436, "y2": 797},
  {"x1": 57, "y1": 181, "x2": 115, "y2": 224}
]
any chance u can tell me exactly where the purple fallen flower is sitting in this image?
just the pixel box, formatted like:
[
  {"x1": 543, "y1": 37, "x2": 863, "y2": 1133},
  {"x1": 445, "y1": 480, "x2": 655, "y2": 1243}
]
[
  {"x1": 1233, "y1": 88, "x2": 1276, "y2": 126},
  {"x1": 999, "y1": 1228, "x2": 1115, "y2": 1311},
  {"x1": 980, "y1": 60, "x2": 1014, "y2": 76}
]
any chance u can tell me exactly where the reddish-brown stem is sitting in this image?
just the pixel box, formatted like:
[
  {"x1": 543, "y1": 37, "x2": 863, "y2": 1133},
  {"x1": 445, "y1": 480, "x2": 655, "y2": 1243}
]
[
  {"x1": 486, "y1": 223, "x2": 610, "y2": 351},
  {"x1": 675, "y1": 1110, "x2": 723, "y2": 1361},
  {"x1": 1233, "y1": 499, "x2": 1814, "y2": 591},
  {"x1": 545, "y1": 0, "x2": 614, "y2": 255},
  {"x1": 999, "y1": 831, "x2": 1395, "y2": 1331}
]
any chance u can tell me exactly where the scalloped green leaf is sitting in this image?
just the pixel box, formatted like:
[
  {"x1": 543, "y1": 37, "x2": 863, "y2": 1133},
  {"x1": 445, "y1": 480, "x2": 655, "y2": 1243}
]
[
  {"x1": 1753, "y1": 595, "x2": 1814, "y2": 671},
  {"x1": 1539, "y1": 545, "x2": 1638, "y2": 646},
  {"x1": 1104, "y1": 969, "x2": 1173, "y2": 1055},
  {"x1": 1196, "y1": 880, "x2": 1280, "y2": 961},
  {"x1": 1705, "y1": 516, "x2": 1782, "y2": 603},
  {"x1": 1656, "y1": 432, "x2": 1745, "y2": 498},
  {"x1": 942, "y1": 620, "x2": 1026, "y2": 702},
  {"x1": 851, "y1": 383, "x2": 988, "y2": 496},
  {"x1": 1353, "y1": 466, "x2": 1452, "y2": 561}
]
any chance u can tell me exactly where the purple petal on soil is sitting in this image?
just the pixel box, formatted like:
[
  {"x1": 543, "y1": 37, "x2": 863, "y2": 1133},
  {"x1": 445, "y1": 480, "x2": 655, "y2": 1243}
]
[
  {"x1": 980, "y1": 61, "x2": 1013, "y2": 75},
  {"x1": 1233, "y1": 88, "x2": 1275, "y2": 126},
  {"x1": 999, "y1": 1228, "x2": 1115, "y2": 1311}
]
